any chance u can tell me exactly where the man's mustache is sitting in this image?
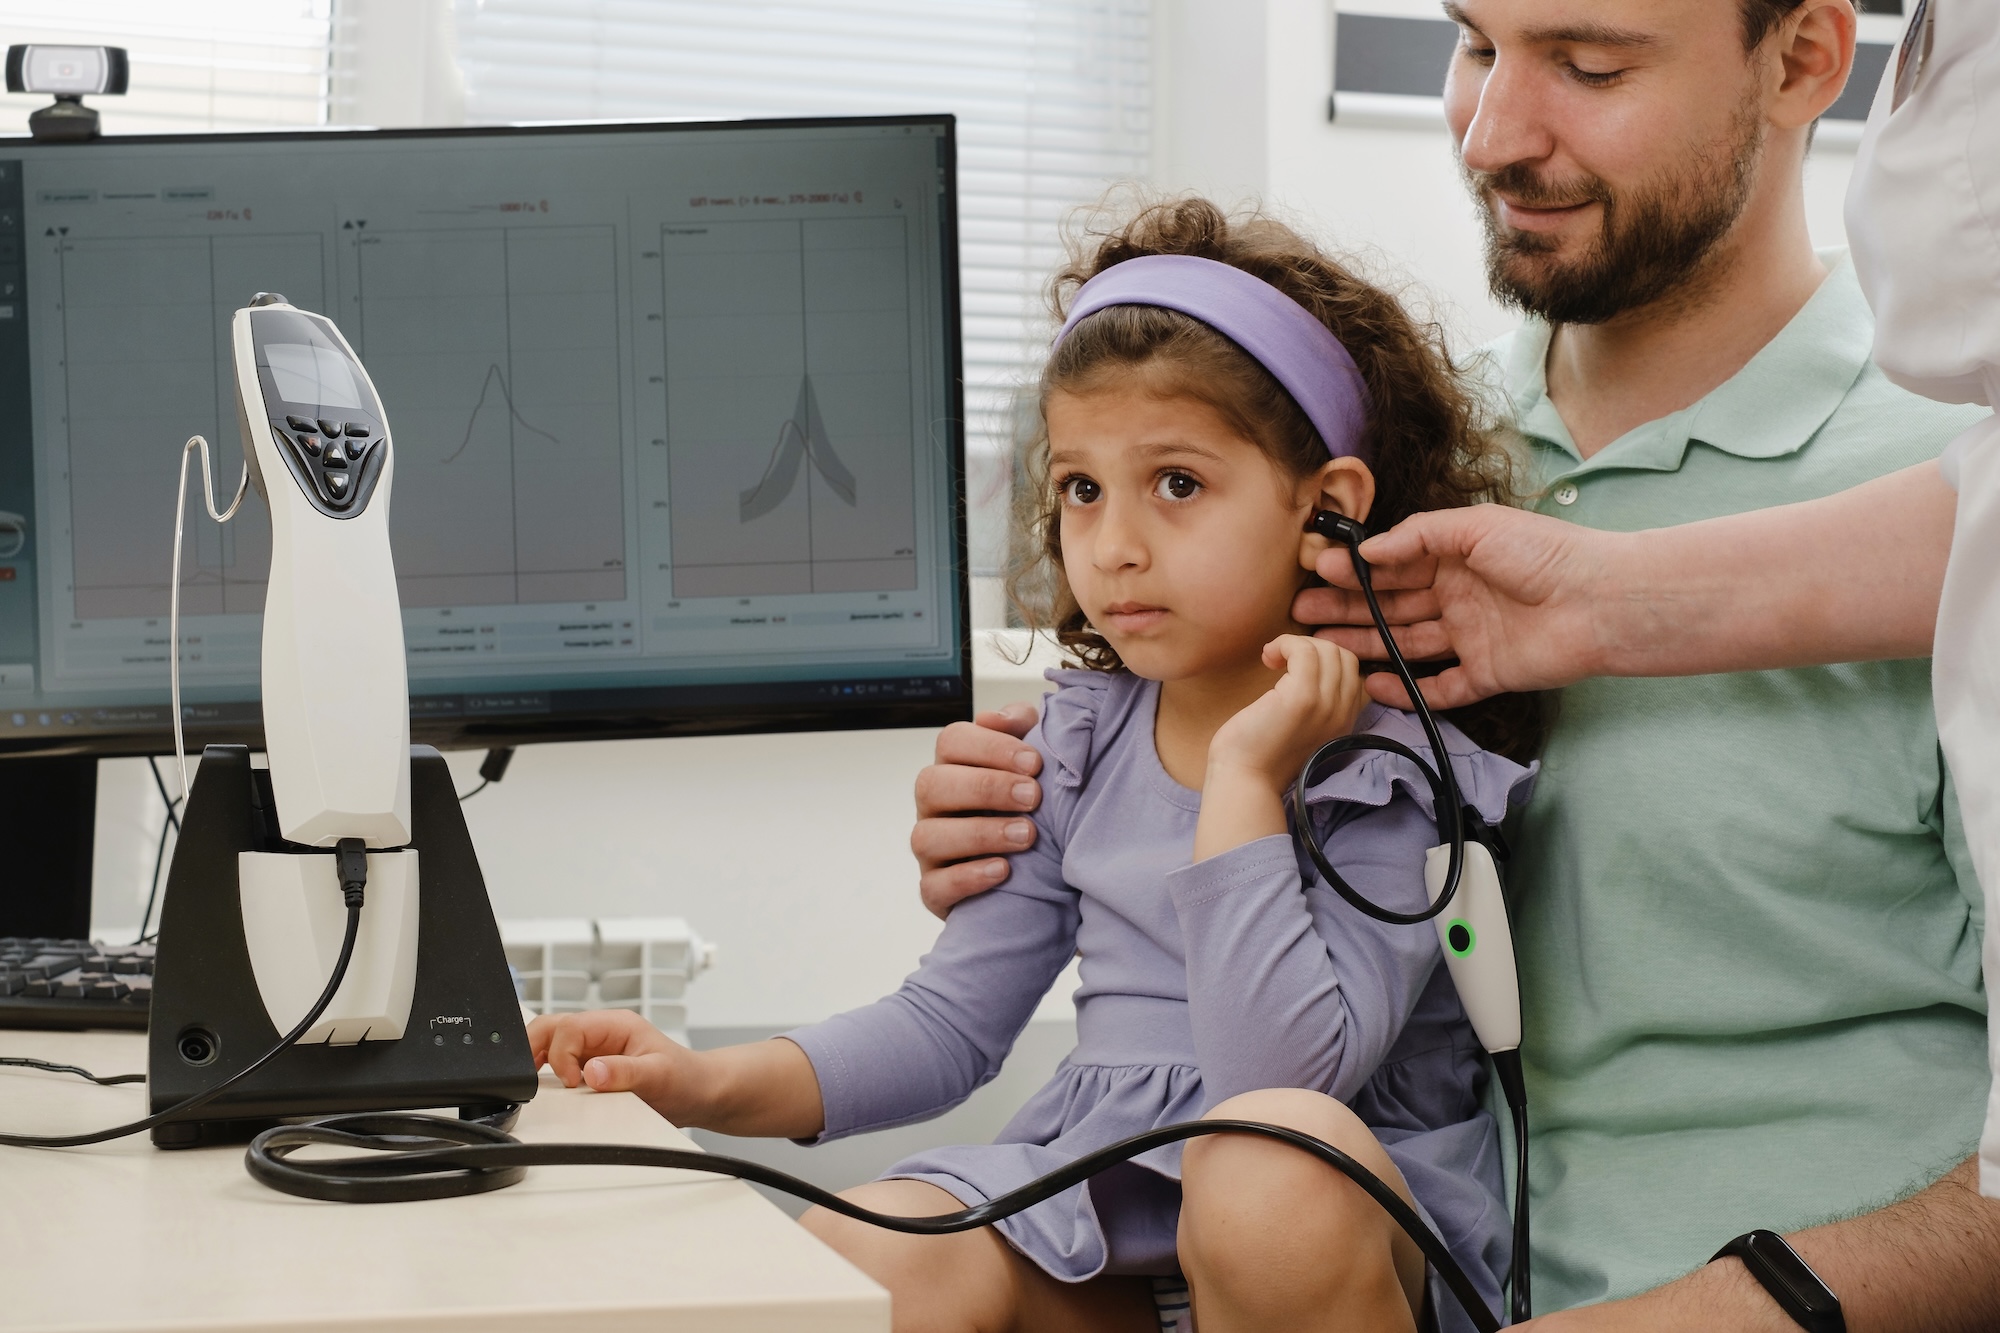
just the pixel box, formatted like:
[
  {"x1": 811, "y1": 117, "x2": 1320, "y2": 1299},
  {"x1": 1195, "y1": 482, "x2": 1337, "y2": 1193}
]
[{"x1": 1465, "y1": 162, "x2": 1614, "y2": 217}]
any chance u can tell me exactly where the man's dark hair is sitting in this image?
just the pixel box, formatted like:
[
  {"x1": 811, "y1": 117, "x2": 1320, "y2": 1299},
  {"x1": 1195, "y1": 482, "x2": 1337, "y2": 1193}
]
[{"x1": 1741, "y1": 0, "x2": 1809, "y2": 48}]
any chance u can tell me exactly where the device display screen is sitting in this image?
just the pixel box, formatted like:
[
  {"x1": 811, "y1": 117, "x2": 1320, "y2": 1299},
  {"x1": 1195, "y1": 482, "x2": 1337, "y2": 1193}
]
[
  {"x1": 264, "y1": 342, "x2": 367, "y2": 412},
  {"x1": 0, "y1": 118, "x2": 968, "y2": 754}
]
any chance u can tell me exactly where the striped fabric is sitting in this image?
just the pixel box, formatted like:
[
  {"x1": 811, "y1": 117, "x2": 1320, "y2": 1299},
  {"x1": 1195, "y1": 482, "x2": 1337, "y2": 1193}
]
[{"x1": 1151, "y1": 1275, "x2": 1194, "y2": 1332}]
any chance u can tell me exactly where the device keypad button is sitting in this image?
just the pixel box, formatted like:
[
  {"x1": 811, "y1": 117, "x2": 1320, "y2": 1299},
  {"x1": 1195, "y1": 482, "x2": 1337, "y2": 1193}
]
[
  {"x1": 295, "y1": 433, "x2": 322, "y2": 457},
  {"x1": 344, "y1": 424, "x2": 369, "y2": 437},
  {"x1": 286, "y1": 415, "x2": 314, "y2": 433},
  {"x1": 345, "y1": 439, "x2": 365, "y2": 460},
  {"x1": 326, "y1": 473, "x2": 349, "y2": 496},
  {"x1": 320, "y1": 449, "x2": 348, "y2": 469},
  {"x1": 318, "y1": 418, "x2": 342, "y2": 437}
]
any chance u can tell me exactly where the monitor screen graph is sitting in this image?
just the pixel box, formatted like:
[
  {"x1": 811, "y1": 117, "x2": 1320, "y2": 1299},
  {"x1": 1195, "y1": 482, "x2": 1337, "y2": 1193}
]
[{"x1": 0, "y1": 117, "x2": 968, "y2": 756}]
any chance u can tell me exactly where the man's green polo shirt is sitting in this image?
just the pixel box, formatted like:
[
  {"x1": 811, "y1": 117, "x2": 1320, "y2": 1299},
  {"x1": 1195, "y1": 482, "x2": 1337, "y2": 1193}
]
[{"x1": 1485, "y1": 253, "x2": 1990, "y2": 1311}]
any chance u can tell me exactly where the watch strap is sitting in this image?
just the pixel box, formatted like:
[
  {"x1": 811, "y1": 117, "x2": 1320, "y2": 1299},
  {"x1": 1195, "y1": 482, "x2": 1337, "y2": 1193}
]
[{"x1": 1710, "y1": 1230, "x2": 1845, "y2": 1333}]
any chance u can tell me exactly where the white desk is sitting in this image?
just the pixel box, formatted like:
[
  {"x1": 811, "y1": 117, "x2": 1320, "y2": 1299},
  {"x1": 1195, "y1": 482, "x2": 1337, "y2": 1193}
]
[{"x1": 0, "y1": 1030, "x2": 889, "y2": 1332}]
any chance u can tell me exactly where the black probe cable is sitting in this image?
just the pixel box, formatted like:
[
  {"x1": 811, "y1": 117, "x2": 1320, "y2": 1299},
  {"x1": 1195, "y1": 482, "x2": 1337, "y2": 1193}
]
[
  {"x1": 1293, "y1": 522, "x2": 1533, "y2": 1322},
  {"x1": 0, "y1": 848, "x2": 367, "y2": 1149},
  {"x1": 0, "y1": 1057, "x2": 147, "y2": 1087},
  {"x1": 1494, "y1": 1050, "x2": 1531, "y2": 1325},
  {"x1": 1291, "y1": 526, "x2": 1468, "y2": 927},
  {"x1": 247, "y1": 1112, "x2": 1504, "y2": 1333}
]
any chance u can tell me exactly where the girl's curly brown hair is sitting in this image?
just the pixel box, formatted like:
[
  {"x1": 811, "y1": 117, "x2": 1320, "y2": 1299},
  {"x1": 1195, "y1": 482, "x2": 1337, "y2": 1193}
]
[{"x1": 1006, "y1": 196, "x2": 1545, "y2": 761}]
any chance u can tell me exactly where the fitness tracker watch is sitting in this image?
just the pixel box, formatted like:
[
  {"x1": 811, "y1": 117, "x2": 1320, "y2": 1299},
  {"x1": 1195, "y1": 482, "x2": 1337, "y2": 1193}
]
[{"x1": 1710, "y1": 1230, "x2": 1845, "y2": 1333}]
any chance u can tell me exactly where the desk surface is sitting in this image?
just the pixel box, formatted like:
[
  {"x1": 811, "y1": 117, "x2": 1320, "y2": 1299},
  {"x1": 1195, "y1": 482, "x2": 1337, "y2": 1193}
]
[{"x1": 0, "y1": 1030, "x2": 888, "y2": 1333}]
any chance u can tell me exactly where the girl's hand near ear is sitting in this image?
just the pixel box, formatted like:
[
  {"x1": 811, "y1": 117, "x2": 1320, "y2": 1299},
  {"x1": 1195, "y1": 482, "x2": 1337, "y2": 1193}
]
[{"x1": 1195, "y1": 635, "x2": 1366, "y2": 862}]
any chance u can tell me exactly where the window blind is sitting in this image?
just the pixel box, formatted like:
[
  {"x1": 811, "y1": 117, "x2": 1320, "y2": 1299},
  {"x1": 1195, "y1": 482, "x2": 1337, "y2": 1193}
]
[
  {"x1": 452, "y1": 0, "x2": 1154, "y2": 583},
  {"x1": 0, "y1": 2, "x2": 332, "y2": 135}
]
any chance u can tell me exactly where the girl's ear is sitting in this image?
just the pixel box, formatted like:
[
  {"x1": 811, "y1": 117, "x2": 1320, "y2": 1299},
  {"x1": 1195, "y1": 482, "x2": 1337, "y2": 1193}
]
[{"x1": 1298, "y1": 457, "x2": 1376, "y2": 569}]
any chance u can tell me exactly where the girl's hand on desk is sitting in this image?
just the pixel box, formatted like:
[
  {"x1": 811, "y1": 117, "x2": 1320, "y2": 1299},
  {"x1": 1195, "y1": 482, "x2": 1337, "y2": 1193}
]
[
  {"x1": 528, "y1": 1009, "x2": 827, "y2": 1138},
  {"x1": 529, "y1": 1009, "x2": 701, "y2": 1123}
]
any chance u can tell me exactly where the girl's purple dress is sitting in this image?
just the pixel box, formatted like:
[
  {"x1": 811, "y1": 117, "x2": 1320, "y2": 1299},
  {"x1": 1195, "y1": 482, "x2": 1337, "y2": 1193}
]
[{"x1": 787, "y1": 669, "x2": 1536, "y2": 1329}]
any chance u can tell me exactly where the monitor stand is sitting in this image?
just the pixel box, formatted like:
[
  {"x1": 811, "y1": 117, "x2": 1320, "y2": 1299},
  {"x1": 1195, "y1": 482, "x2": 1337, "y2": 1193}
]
[{"x1": 0, "y1": 755, "x2": 95, "y2": 938}]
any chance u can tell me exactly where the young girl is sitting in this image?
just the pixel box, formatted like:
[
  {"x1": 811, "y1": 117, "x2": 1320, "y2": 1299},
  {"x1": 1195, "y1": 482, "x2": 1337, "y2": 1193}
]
[{"x1": 531, "y1": 199, "x2": 1540, "y2": 1333}]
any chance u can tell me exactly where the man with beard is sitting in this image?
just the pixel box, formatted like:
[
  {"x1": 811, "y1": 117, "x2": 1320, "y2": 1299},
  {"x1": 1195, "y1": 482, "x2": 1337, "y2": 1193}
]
[{"x1": 903, "y1": 0, "x2": 2000, "y2": 1327}]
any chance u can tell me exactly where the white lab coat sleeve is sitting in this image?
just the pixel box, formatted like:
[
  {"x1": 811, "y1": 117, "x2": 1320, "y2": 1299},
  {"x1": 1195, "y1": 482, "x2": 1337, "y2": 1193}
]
[
  {"x1": 1846, "y1": 0, "x2": 2000, "y2": 409},
  {"x1": 1931, "y1": 416, "x2": 2000, "y2": 1197},
  {"x1": 1851, "y1": 0, "x2": 2000, "y2": 1199}
]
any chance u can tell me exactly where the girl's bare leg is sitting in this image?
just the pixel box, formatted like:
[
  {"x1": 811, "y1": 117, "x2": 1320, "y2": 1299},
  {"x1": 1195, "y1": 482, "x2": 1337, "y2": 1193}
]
[
  {"x1": 1178, "y1": 1088, "x2": 1427, "y2": 1333},
  {"x1": 802, "y1": 1179, "x2": 1158, "y2": 1333}
]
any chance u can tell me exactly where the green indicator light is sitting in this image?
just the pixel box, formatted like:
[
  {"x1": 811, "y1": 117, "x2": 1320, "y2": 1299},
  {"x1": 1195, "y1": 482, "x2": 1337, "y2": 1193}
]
[{"x1": 1446, "y1": 920, "x2": 1476, "y2": 957}]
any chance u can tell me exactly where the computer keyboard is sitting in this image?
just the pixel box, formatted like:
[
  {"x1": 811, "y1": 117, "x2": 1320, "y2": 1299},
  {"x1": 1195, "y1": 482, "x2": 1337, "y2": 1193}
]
[{"x1": 0, "y1": 938, "x2": 153, "y2": 1030}]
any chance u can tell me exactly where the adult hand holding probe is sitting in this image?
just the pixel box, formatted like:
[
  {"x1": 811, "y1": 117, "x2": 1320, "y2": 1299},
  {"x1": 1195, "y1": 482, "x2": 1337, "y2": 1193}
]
[{"x1": 1297, "y1": 463, "x2": 1955, "y2": 712}]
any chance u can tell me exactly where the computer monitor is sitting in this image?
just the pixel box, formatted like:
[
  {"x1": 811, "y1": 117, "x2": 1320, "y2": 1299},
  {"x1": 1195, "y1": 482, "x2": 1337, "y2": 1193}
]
[{"x1": 0, "y1": 115, "x2": 970, "y2": 929}]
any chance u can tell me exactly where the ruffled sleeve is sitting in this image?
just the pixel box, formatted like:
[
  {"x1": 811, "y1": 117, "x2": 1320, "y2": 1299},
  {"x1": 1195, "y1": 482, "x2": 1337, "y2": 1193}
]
[
  {"x1": 1299, "y1": 702, "x2": 1537, "y2": 829},
  {"x1": 1034, "y1": 668, "x2": 1116, "y2": 793}
]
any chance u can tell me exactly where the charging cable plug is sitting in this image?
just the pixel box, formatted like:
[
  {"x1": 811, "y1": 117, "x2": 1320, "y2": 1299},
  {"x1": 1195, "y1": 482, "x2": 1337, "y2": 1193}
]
[
  {"x1": 479, "y1": 747, "x2": 515, "y2": 785},
  {"x1": 334, "y1": 837, "x2": 368, "y2": 909},
  {"x1": 458, "y1": 746, "x2": 515, "y2": 802}
]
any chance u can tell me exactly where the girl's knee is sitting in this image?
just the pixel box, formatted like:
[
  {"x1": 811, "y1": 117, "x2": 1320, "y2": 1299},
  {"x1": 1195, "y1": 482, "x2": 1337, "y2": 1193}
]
[
  {"x1": 1181, "y1": 1088, "x2": 1424, "y2": 1319},
  {"x1": 1185, "y1": 1088, "x2": 1387, "y2": 1198},
  {"x1": 799, "y1": 1182, "x2": 1014, "y2": 1333}
]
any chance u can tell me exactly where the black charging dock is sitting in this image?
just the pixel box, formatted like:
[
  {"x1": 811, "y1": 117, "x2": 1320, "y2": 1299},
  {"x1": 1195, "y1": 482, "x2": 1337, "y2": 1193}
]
[{"x1": 146, "y1": 744, "x2": 538, "y2": 1148}]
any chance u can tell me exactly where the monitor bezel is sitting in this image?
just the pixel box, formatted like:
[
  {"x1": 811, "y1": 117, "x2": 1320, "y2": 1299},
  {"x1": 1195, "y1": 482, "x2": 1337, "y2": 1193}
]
[{"x1": 0, "y1": 113, "x2": 972, "y2": 759}]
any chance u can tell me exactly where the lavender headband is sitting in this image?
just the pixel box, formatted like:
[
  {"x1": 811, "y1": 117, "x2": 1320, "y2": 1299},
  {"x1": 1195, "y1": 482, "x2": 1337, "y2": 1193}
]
[{"x1": 1053, "y1": 253, "x2": 1373, "y2": 461}]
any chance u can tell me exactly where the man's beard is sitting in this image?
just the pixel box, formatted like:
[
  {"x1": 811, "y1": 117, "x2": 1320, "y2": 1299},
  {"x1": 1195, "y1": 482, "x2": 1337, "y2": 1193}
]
[{"x1": 1465, "y1": 105, "x2": 1764, "y2": 326}]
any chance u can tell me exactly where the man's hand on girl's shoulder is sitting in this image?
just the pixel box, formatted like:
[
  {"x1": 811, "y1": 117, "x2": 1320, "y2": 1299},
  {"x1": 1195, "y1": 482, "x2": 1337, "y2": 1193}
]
[{"x1": 912, "y1": 704, "x2": 1045, "y2": 919}]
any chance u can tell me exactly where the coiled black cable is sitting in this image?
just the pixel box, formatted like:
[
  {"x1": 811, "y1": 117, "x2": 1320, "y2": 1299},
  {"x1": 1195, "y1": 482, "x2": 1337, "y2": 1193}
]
[
  {"x1": 1294, "y1": 512, "x2": 1467, "y2": 926},
  {"x1": 1297, "y1": 514, "x2": 1532, "y2": 1322},
  {"x1": 247, "y1": 1112, "x2": 1503, "y2": 1333}
]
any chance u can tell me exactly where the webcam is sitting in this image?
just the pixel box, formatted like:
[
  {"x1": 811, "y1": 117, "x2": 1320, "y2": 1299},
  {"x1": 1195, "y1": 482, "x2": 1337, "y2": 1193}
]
[{"x1": 5, "y1": 45, "x2": 130, "y2": 142}]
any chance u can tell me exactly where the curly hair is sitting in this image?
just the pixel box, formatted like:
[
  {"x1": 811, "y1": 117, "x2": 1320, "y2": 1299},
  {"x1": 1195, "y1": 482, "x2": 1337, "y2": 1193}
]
[{"x1": 1005, "y1": 196, "x2": 1546, "y2": 761}]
